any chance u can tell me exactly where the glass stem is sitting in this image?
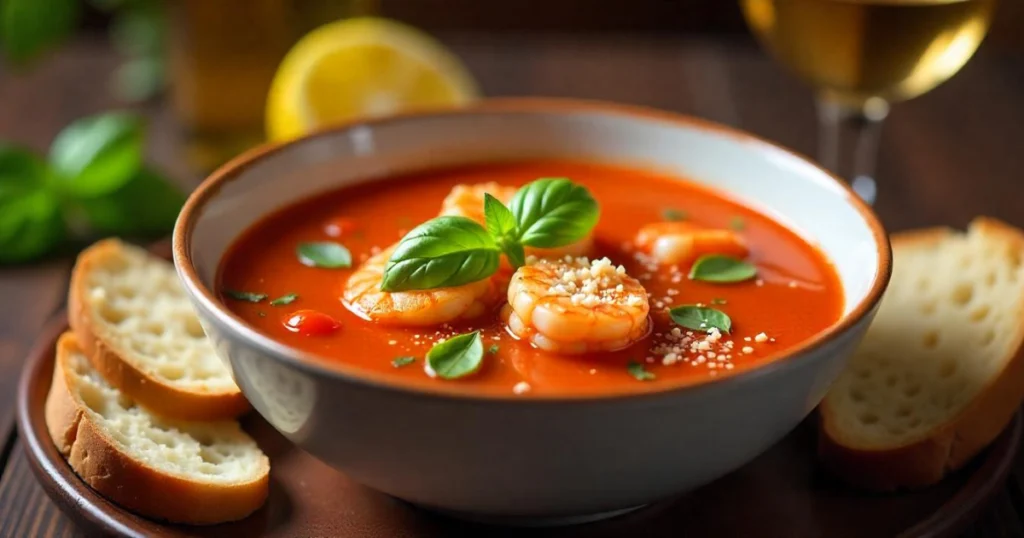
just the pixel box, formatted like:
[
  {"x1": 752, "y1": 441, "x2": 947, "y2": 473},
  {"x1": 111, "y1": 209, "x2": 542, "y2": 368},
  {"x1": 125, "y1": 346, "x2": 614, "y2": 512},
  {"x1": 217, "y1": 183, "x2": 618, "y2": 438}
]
[{"x1": 815, "y1": 95, "x2": 890, "y2": 206}]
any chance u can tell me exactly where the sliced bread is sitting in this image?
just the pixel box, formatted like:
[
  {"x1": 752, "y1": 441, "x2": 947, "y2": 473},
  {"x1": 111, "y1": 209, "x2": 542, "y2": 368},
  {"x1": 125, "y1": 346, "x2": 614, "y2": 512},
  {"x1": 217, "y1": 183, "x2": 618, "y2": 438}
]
[
  {"x1": 68, "y1": 239, "x2": 248, "y2": 421},
  {"x1": 819, "y1": 217, "x2": 1024, "y2": 490},
  {"x1": 46, "y1": 332, "x2": 270, "y2": 524}
]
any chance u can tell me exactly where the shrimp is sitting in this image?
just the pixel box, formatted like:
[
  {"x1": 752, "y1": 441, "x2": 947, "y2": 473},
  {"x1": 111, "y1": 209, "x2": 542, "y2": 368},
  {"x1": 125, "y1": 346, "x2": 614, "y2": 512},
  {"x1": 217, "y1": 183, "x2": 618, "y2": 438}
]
[
  {"x1": 343, "y1": 244, "x2": 503, "y2": 327},
  {"x1": 501, "y1": 256, "x2": 650, "y2": 354},
  {"x1": 634, "y1": 222, "x2": 748, "y2": 266},
  {"x1": 440, "y1": 182, "x2": 594, "y2": 259}
]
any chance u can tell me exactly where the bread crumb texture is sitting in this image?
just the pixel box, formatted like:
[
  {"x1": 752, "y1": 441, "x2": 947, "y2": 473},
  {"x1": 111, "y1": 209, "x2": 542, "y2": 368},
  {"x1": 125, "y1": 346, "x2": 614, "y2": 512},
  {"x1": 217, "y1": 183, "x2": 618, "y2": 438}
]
[
  {"x1": 83, "y1": 243, "x2": 235, "y2": 391},
  {"x1": 825, "y1": 221, "x2": 1024, "y2": 449},
  {"x1": 65, "y1": 345, "x2": 263, "y2": 482}
]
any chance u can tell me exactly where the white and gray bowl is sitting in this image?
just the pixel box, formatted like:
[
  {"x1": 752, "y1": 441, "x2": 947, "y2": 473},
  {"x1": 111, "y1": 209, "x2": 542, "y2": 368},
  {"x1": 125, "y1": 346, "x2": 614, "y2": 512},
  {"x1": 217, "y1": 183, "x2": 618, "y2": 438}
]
[{"x1": 173, "y1": 98, "x2": 891, "y2": 524}]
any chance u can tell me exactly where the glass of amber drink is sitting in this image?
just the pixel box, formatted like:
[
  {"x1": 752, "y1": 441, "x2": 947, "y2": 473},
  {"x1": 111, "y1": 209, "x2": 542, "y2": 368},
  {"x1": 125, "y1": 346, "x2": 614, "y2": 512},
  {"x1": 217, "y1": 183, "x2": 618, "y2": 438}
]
[
  {"x1": 740, "y1": 0, "x2": 996, "y2": 204},
  {"x1": 166, "y1": 0, "x2": 377, "y2": 171}
]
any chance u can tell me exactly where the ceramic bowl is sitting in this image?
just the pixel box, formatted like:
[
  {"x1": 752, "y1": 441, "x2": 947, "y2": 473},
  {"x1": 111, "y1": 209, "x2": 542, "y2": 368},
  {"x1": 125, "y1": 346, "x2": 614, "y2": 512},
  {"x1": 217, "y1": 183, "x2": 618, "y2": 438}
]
[{"x1": 173, "y1": 98, "x2": 891, "y2": 523}]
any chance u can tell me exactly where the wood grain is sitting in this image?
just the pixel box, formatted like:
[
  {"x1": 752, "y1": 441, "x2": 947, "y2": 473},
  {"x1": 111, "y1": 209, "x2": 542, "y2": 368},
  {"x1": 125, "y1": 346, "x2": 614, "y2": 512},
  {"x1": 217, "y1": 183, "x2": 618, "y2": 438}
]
[{"x1": 1, "y1": 34, "x2": 1023, "y2": 536}]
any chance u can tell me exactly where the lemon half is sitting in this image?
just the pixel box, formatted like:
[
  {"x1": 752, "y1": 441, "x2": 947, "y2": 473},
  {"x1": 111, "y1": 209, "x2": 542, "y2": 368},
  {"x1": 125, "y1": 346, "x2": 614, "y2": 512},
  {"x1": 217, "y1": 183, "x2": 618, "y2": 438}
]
[{"x1": 266, "y1": 17, "x2": 480, "y2": 141}]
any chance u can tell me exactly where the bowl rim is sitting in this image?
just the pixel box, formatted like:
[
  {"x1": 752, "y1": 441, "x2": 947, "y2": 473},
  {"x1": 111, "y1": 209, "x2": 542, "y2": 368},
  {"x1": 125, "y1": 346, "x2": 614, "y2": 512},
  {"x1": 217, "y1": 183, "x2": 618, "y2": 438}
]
[{"x1": 173, "y1": 97, "x2": 892, "y2": 402}]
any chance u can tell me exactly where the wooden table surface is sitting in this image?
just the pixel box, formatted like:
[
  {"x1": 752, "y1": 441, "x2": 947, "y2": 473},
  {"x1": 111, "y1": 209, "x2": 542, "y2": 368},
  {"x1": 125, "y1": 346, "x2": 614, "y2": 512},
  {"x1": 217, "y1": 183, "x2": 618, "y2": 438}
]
[{"x1": 0, "y1": 34, "x2": 1022, "y2": 537}]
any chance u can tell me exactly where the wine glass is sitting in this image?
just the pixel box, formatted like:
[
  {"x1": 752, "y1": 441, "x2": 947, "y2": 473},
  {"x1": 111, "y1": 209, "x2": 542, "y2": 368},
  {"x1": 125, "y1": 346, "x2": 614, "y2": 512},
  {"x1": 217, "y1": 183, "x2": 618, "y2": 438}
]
[{"x1": 740, "y1": 0, "x2": 996, "y2": 204}]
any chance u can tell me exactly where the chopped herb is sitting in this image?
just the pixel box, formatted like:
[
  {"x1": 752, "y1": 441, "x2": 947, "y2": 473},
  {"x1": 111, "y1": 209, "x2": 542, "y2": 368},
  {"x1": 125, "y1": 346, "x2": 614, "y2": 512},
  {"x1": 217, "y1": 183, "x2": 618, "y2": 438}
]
[
  {"x1": 426, "y1": 331, "x2": 485, "y2": 380},
  {"x1": 662, "y1": 208, "x2": 688, "y2": 221},
  {"x1": 627, "y1": 360, "x2": 656, "y2": 381},
  {"x1": 729, "y1": 216, "x2": 746, "y2": 231},
  {"x1": 270, "y1": 293, "x2": 299, "y2": 306},
  {"x1": 670, "y1": 305, "x2": 732, "y2": 333},
  {"x1": 392, "y1": 356, "x2": 416, "y2": 368},
  {"x1": 297, "y1": 241, "x2": 352, "y2": 269},
  {"x1": 689, "y1": 255, "x2": 757, "y2": 283},
  {"x1": 257, "y1": 311, "x2": 267, "y2": 318},
  {"x1": 711, "y1": 298, "x2": 728, "y2": 305},
  {"x1": 224, "y1": 290, "x2": 267, "y2": 303},
  {"x1": 487, "y1": 344, "x2": 499, "y2": 354}
]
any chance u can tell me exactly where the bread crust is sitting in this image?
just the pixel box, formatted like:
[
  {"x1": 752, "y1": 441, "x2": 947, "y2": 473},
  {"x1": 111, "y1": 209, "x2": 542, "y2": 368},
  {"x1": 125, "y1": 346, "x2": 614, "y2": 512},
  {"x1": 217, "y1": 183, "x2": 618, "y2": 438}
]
[
  {"x1": 46, "y1": 333, "x2": 270, "y2": 525},
  {"x1": 818, "y1": 217, "x2": 1024, "y2": 490},
  {"x1": 68, "y1": 239, "x2": 249, "y2": 421}
]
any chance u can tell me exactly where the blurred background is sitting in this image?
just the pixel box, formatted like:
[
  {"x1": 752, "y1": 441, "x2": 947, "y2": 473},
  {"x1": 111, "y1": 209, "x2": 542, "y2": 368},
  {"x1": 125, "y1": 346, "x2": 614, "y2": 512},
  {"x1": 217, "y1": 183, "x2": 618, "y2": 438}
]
[{"x1": 0, "y1": 0, "x2": 1022, "y2": 264}]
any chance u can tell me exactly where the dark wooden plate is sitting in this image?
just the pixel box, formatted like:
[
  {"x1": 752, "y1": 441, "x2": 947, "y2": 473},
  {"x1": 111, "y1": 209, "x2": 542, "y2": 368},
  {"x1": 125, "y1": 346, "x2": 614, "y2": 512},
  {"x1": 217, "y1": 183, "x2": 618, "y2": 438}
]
[{"x1": 18, "y1": 316, "x2": 1021, "y2": 538}]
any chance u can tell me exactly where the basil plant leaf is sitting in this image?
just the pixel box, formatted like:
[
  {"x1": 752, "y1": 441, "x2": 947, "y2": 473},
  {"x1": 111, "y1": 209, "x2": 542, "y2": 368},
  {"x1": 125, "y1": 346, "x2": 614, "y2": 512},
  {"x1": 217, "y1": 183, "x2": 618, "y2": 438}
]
[
  {"x1": 0, "y1": 0, "x2": 79, "y2": 65},
  {"x1": 689, "y1": 255, "x2": 757, "y2": 283},
  {"x1": 669, "y1": 305, "x2": 732, "y2": 334},
  {"x1": 509, "y1": 178, "x2": 599, "y2": 248},
  {"x1": 50, "y1": 111, "x2": 145, "y2": 198},
  {"x1": 71, "y1": 167, "x2": 185, "y2": 236},
  {"x1": 0, "y1": 181, "x2": 64, "y2": 264},
  {"x1": 427, "y1": 331, "x2": 484, "y2": 380},
  {"x1": 484, "y1": 193, "x2": 525, "y2": 268},
  {"x1": 382, "y1": 216, "x2": 500, "y2": 292},
  {"x1": 297, "y1": 241, "x2": 352, "y2": 269}
]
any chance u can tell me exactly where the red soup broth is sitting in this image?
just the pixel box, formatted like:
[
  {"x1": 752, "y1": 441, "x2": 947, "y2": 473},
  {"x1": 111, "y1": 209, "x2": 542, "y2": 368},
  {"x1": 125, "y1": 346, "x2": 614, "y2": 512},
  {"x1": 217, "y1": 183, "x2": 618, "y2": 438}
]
[{"x1": 217, "y1": 160, "x2": 844, "y2": 397}]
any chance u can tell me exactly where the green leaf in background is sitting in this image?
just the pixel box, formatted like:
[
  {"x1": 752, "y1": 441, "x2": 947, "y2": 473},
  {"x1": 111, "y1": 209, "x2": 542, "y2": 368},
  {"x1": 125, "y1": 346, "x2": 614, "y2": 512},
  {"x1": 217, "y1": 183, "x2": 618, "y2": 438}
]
[
  {"x1": 71, "y1": 167, "x2": 185, "y2": 236},
  {"x1": 0, "y1": 0, "x2": 79, "y2": 65},
  {"x1": 50, "y1": 112, "x2": 145, "y2": 198},
  {"x1": 0, "y1": 145, "x2": 64, "y2": 263},
  {"x1": 0, "y1": 181, "x2": 64, "y2": 264}
]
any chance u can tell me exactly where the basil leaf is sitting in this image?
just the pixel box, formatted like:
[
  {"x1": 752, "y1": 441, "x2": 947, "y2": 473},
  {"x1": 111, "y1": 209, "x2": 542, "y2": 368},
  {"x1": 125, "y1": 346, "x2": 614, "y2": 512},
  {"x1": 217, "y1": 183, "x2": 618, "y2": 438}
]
[
  {"x1": 484, "y1": 193, "x2": 517, "y2": 239},
  {"x1": 427, "y1": 331, "x2": 484, "y2": 380},
  {"x1": 0, "y1": 183, "x2": 64, "y2": 264},
  {"x1": 50, "y1": 112, "x2": 145, "y2": 198},
  {"x1": 70, "y1": 167, "x2": 184, "y2": 236},
  {"x1": 392, "y1": 356, "x2": 416, "y2": 368},
  {"x1": 224, "y1": 290, "x2": 267, "y2": 303},
  {"x1": 670, "y1": 305, "x2": 732, "y2": 333},
  {"x1": 487, "y1": 344, "x2": 499, "y2": 355},
  {"x1": 297, "y1": 241, "x2": 352, "y2": 269},
  {"x1": 689, "y1": 255, "x2": 757, "y2": 283},
  {"x1": 382, "y1": 216, "x2": 500, "y2": 292},
  {"x1": 484, "y1": 193, "x2": 525, "y2": 268},
  {"x1": 662, "y1": 208, "x2": 688, "y2": 222},
  {"x1": 509, "y1": 178, "x2": 599, "y2": 248},
  {"x1": 1, "y1": 0, "x2": 79, "y2": 65},
  {"x1": 627, "y1": 360, "x2": 656, "y2": 381},
  {"x1": 270, "y1": 293, "x2": 299, "y2": 306}
]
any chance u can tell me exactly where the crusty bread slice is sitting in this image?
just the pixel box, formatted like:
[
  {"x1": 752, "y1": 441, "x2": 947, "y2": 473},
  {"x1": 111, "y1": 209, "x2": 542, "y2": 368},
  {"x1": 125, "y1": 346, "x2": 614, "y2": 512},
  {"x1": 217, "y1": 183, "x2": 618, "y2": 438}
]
[
  {"x1": 69, "y1": 239, "x2": 248, "y2": 421},
  {"x1": 819, "y1": 217, "x2": 1024, "y2": 490},
  {"x1": 46, "y1": 332, "x2": 269, "y2": 524}
]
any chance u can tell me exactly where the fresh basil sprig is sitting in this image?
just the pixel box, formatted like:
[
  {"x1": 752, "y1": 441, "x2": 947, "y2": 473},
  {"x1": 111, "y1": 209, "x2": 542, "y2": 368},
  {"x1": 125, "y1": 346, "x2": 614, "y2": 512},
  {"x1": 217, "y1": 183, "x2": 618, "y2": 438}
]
[
  {"x1": 484, "y1": 193, "x2": 525, "y2": 268},
  {"x1": 508, "y1": 178, "x2": 599, "y2": 248},
  {"x1": 383, "y1": 178, "x2": 599, "y2": 292},
  {"x1": 689, "y1": 255, "x2": 757, "y2": 283},
  {"x1": 381, "y1": 217, "x2": 501, "y2": 292},
  {"x1": 50, "y1": 112, "x2": 144, "y2": 198},
  {"x1": 670, "y1": 305, "x2": 732, "y2": 333},
  {"x1": 0, "y1": 111, "x2": 183, "y2": 265},
  {"x1": 427, "y1": 331, "x2": 484, "y2": 380}
]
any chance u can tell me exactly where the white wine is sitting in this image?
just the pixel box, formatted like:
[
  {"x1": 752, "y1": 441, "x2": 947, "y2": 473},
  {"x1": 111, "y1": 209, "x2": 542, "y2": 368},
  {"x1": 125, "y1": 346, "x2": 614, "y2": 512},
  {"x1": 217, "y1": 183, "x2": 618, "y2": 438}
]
[{"x1": 741, "y1": 0, "x2": 995, "y2": 105}]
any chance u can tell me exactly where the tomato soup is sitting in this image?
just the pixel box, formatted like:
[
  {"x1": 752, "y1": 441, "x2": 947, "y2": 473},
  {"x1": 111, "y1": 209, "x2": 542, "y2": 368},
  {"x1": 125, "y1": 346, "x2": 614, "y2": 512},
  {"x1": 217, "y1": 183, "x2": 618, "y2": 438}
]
[{"x1": 218, "y1": 160, "x2": 843, "y2": 397}]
